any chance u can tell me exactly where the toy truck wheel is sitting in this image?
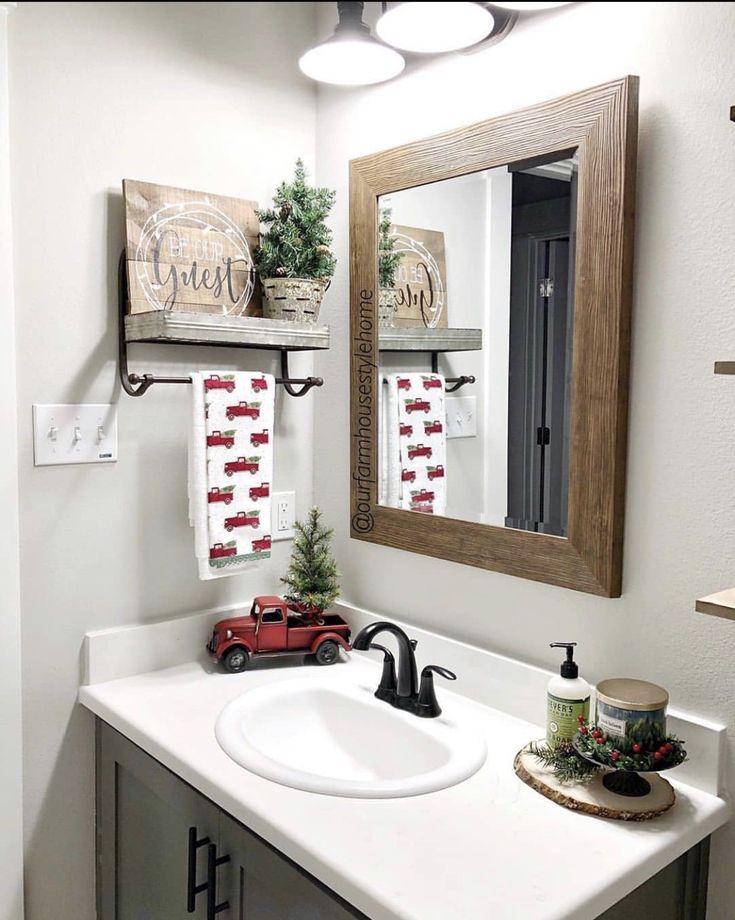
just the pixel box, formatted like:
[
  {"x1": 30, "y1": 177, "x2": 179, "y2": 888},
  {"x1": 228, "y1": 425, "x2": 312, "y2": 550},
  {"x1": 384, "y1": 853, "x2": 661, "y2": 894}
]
[
  {"x1": 227, "y1": 414, "x2": 235, "y2": 421},
  {"x1": 226, "y1": 383, "x2": 235, "y2": 392},
  {"x1": 315, "y1": 640, "x2": 339, "y2": 666},
  {"x1": 224, "y1": 497, "x2": 232, "y2": 504},
  {"x1": 223, "y1": 647, "x2": 249, "y2": 673},
  {"x1": 225, "y1": 524, "x2": 233, "y2": 532},
  {"x1": 226, "y1": 470, "x2": 233, "y2": 477}
]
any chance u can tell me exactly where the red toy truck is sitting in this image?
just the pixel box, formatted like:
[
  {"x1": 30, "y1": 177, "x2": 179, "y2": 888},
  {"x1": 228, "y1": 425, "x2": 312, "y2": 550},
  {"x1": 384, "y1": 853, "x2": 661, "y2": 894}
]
[
  {"x1": 207, "y1": 431, "x2": 235, "y2": 449},
  {"x1": 207, "y1": 595, "x2": 351, "y2": 672},
  {"x1": 397, "y1": 377, "x2": 412, "y2": 391},
  {"x1": 424, "y1": 420, "x2": 443, "y2": 435},
  {"x1": 252, "y1": 535, "x2": 272, "y2": 552},
  {"x1": 401, "y1": 469, "x2": 416, "y2": 483},
  {"x1": 210, "y1": 542, "x2": 237, "y2": 560},
  {"x1": 427, "y1": 465, "x2": 445, "y2": 480},
  {"x1": 225, "y1": 457, "x2": 260, "y2": 476},
  {"x1": 399, "y1": 423, "x2": 413, "y2": 437},
  {"x1": 423, "y1": 377, "x2": 442, "y2": 390},
  {"x1": 226, "y1": 402, "x2": 261, "y2": 421},
  {"x1": 224, "y1": 510, "x2": 260, "y2": 531},
  {"x1": 251, "y1": 376, "x2": 268, "y2": 393},
  {"x1": 205, "y1": 375, "x2": 235, "y2": 393}
]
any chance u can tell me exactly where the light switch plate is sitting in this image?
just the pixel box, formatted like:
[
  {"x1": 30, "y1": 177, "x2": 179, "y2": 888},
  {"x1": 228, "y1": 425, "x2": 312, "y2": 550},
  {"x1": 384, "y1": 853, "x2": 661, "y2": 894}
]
[
  {"x1": 272, "y1": 490, "x2": 295, "y2": 541},
  {"x1": 445, "y1": 396, "x2": 478, "y2": 439},
  {"x1": 33, "y1": 404, "x2": 118, "y2": 466}
]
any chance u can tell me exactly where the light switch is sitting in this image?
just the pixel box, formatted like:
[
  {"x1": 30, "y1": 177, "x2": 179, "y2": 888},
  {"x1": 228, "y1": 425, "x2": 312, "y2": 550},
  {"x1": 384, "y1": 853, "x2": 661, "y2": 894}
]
[
  {"x1": 445, "y1": 396, "x2": 478, "y2": 440},
  {"x1": 33, "y1": 404, "x2": 118, "y2": 466}
]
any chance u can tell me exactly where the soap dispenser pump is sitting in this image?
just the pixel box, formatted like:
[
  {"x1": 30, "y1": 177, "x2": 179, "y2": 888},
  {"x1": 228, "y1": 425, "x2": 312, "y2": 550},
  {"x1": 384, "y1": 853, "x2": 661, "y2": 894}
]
[{"x1": 546, "y1": 642, "x2": 590, "y2": 746}]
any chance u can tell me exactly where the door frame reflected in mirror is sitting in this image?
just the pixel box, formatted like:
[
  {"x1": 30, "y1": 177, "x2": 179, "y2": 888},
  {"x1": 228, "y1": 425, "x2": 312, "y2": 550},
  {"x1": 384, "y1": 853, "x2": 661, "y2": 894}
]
[{"x1": 349, "y1": 77, "x2": 639, "y2": 597}]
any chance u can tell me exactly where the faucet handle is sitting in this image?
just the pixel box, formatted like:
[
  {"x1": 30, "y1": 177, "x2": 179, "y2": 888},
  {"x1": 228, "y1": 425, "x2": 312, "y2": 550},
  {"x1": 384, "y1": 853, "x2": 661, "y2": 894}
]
[
  {"x1": 416, "y1": 665, "x2": 456, "y2": 718},
  {"x1": 422, "y1": 665, "x2": 456, "y2": 682}
]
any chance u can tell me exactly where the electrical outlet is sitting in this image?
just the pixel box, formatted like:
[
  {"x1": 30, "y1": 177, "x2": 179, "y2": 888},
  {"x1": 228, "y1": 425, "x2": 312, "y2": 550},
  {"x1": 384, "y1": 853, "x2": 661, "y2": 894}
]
[
  {"x1": 445, "y1": 396, "x2": 477, "y2": 439},
  {"x1": 272, "y1": 491, "x2": 295, "y2": 541}
]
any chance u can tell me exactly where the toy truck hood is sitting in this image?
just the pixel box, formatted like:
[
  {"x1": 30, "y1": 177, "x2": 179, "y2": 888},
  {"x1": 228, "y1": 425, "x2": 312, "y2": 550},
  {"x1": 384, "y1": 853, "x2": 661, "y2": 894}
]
[{"x1": 213, "y1": 614, "x2": 256, "y2": 633}]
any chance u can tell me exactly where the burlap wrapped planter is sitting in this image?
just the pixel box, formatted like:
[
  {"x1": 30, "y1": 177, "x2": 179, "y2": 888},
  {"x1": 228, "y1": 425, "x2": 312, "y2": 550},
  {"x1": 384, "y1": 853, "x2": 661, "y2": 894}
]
[
  {"x1": 378, "y1": 288, "x2": 396, "y2": 328},
  {"x1": 261, "y1": 277, "x2": 328, "y2": 324}
]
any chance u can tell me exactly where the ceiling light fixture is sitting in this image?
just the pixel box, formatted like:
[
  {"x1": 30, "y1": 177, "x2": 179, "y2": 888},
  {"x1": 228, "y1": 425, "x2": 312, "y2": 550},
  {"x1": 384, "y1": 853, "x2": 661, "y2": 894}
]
[
  {"x1": 376, "y1": 2, "x2": 496, "y2": 54},
  {"x1": 299, "y1": 1, "x2": 405, "y2": 86},
  {"x1": 490, "y1": 2, "x2": 573, "y2": 10}
]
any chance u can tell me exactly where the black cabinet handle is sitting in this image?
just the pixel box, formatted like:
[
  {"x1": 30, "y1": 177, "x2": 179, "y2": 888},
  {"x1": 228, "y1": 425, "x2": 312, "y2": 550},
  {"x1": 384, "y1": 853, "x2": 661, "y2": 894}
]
[
  {"x1": 187, "y1": 826, "x2": 211, "y2": 913},
  {"x1": 207, "y1": 842, "x2": 231, "y2": 919}
]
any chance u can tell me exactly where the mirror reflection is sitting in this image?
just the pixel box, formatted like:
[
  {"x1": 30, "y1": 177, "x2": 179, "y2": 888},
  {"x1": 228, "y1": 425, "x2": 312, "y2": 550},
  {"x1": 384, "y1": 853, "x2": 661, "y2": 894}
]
[{"x1": 378, "y1": 152, "x2": 577, "y2": 537}]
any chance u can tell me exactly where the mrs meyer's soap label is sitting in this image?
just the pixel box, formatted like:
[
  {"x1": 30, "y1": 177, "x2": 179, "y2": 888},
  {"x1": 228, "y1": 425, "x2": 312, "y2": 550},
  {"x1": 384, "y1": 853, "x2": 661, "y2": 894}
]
[{"x1": 546, "y1": 693, "x2": 590, "y2": 746}]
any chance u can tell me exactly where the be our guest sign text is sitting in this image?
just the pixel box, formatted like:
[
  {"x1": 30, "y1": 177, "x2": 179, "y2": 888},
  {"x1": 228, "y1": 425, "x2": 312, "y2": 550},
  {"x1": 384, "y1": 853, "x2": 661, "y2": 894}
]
[{"x1": 123, "y1": 180, "x2": 261, "y2": 316}]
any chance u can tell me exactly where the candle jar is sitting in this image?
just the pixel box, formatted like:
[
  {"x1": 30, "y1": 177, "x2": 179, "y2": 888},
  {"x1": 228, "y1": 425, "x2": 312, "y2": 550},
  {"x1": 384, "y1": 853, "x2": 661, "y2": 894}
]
[{"x1": 595, "y1": 678, "x2": 669, "y2": 741}]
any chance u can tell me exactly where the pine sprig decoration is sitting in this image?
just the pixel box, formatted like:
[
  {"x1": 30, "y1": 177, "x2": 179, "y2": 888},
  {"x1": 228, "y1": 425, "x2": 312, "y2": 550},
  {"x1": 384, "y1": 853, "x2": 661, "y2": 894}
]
[
  {"x1": 575, "y1": 718, "x2": 687, "y2": 771},
  {"x1": 255, "y1": 160, "x2": 337, "y2": 281},
  {"x1": 528, "y1": 741, "x2": 600, "y2": 784},
  {"x1": 281, "y1": 507, "x2": 340, "y2": 614},
  {"x1": 378, "y1": 208, "x2": 402, "y2": 289}
]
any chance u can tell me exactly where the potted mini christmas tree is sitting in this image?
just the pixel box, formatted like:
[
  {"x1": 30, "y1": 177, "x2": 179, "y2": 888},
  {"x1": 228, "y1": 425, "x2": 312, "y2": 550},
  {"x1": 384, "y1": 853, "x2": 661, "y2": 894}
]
[
  {"x1": 255, "y1": 160, "x2": 337, "y2": 324},
  {"x1": 281, "y1": 507, "x2": 340, "y2": 621},
  {"x1": 378, "y1": 207, "x2": 402, "y2": 328}
]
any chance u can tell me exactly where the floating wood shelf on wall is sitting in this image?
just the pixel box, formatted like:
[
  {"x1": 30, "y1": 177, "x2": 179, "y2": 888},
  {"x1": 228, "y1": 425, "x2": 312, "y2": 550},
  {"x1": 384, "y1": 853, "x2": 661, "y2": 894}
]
[
  {"x1": 714, "y1": 362, "x2": 735, "y2": 375},
  {"x1": 118, "y1": 254, "x2": 329, "y2": 398},
  {"x1": 378, "y1": 326, "x2": 482, "y2": 353},
  {"x1": 696, "y1": 588, "x2": 735, "y2": 620}
]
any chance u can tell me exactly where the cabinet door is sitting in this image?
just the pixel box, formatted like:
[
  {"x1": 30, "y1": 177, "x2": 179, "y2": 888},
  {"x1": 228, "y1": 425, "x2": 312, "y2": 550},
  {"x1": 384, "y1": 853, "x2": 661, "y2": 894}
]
[
  {"x1": 97, "y1": 721, "x2": 220, "y2": 920},
  {"x1": 597, "y1": 839, "x2": 709, "y2": 920},
  {"x1": 219, "y1": 812, "x2": 367, "y2": 920}
]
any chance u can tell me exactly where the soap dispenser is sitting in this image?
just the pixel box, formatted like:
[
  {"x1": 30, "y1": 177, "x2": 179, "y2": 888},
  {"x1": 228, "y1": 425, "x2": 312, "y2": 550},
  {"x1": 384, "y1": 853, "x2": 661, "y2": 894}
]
[{"x1": 547, "y1": 642, "x2": 590, "y2": 747}]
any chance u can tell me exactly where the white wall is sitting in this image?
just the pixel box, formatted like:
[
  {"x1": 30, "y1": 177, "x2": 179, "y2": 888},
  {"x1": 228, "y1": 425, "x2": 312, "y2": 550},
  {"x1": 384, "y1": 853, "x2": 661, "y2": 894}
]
[
  {"x1": 0, "y1": 3, "x2": 23, "y2": 919},
  {"x1": 313, "y1": 2, "x2": 735, "y2": 917},
  {"x1": 9, "y1": 3, "x2": 317, "y2": 918},
  {"x1": 380, "y1": 176, "x2": 488, "y2": 521}
]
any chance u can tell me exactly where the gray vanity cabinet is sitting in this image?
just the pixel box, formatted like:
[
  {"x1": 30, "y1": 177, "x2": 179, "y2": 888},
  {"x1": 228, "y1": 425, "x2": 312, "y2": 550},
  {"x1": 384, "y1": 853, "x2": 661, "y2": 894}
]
[
  {"x1": 96, "y1": 721, "x2": 367, "y2": 920},
  {"x1": 97, "y1": 720, "x2": 708, "y2": 920}
]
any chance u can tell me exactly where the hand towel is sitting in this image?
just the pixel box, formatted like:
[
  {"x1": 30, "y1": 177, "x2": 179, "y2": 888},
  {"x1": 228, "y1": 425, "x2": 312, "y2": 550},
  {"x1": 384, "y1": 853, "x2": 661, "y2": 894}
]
[
  {"x1": 383, "y1": 373, "x2": 446, "y2": 515},
  {"x1": 189, "y1": 371, "x2": 274, "y2": 579}
]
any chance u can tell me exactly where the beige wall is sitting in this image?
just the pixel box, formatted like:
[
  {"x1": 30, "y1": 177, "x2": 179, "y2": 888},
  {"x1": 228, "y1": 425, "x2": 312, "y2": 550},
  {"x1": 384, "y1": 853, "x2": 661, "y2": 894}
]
[
  {"x1": 9, "y1": 3, "x2": 317, "y2": 918},
  {"x1": 313, "y1": 3, "x2": 735, "y2": 917}
]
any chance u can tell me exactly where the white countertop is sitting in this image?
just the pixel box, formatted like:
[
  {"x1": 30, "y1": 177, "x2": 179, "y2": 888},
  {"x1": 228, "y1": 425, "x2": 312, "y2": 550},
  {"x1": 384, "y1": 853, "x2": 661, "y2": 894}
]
[{"x1": 79, "y1": 652, "x2": 729, "y2": 920}]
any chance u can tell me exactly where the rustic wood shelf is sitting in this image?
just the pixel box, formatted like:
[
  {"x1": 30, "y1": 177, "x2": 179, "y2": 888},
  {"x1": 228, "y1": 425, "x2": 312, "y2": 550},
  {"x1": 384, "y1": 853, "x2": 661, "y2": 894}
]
[
  {"x1": 379, "y1": 326, "x2": 482, "y2": 353},
  {"x1": 696, "y1": 588, "x2": 735, "y2": 620},
  {"x1": 125, "y1": 310, "x2": 330, "y2": 352},
  {"x1": 714, "y1": 362, "x2": 735, "y2": 375}
]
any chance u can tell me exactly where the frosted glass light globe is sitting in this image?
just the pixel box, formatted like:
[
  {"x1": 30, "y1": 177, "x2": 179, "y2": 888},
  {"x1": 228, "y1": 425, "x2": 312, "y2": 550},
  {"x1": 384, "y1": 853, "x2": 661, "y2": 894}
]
[
  {"x1": 376, "y1": 2, "x2": 495, "y2": 54},
  {"x1": 299, "y1": 38, "x2": 405, "y2": 86},
  {"x1": 490, "y1": 2, "x2": 573, "y2": 10}
]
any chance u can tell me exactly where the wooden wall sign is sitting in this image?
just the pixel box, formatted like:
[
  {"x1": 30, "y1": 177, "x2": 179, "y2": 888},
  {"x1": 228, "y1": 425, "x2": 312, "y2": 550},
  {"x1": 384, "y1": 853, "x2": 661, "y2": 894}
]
[
  {"x1": 392, "y1": 224, "x2": 448, "y2": 329},
  {"x1": 123, "y1": 180, "x2": 261, "y2": 316}
]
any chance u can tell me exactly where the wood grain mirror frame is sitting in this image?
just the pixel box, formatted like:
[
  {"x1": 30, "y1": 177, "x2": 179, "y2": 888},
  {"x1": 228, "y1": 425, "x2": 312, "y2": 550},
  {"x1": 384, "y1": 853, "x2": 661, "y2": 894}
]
[{"x1": 349, "y1": 77, "x2": 639, "y2": 597}]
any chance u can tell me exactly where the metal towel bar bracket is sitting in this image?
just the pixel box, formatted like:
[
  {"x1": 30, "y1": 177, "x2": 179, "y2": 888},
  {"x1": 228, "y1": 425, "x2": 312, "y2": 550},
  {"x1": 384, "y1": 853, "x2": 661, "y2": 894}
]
[
  {"x1": 379, "y1": 352, "x2": 476, "y2": 393},
  {"x1": 117, "y1": 253, "x2": 323, "y2": 398}
]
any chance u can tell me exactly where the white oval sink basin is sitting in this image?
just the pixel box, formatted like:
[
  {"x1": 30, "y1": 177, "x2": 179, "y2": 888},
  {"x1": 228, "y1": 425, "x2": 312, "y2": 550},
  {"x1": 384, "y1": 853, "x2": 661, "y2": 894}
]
[{"x1": 215, "y1": 672, "x2": 487, "y2": 798}]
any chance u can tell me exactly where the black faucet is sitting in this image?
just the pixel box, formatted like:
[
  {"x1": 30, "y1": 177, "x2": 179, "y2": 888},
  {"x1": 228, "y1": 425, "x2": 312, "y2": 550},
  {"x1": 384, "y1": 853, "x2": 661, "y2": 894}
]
[{"x1": 353, "y1": 622, "x2": 456, "y2": 718}]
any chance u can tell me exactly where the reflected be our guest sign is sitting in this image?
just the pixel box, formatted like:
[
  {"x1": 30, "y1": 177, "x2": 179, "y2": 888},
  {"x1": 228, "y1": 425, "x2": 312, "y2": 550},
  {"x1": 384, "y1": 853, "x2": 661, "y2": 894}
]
[{"x1": 123, "y1": 179, "x2": 261, "y2": 317}]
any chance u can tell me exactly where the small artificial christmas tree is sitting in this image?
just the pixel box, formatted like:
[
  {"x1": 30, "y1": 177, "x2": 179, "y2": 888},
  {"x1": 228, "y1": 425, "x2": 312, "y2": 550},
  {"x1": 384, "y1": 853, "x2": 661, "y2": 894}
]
[
  {"x1": 281, "y1": 507, "x2": 340, "y2": 616},
  {"x1": 255, "y1": 159, "x2": 337, "y2": 281},
  {"x1": 378, "y1": 207, "x2": 402, "y2": 289}
]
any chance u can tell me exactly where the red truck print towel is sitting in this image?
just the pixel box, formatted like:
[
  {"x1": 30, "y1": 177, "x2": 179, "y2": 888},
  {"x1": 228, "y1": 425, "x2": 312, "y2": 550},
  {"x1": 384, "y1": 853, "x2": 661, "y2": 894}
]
[
  {"x1": 380, "y1": 373, "x2": 446, "y2": 516},
  {"x1": 189, "y1": 371, "x2": 275, "y2": 579}
]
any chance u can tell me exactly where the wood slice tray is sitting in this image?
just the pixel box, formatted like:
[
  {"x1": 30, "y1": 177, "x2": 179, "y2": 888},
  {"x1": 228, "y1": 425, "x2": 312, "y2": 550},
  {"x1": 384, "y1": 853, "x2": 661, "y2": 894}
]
[{"x1": 514, "y1": 746, "x2": 675, "y2": 822}]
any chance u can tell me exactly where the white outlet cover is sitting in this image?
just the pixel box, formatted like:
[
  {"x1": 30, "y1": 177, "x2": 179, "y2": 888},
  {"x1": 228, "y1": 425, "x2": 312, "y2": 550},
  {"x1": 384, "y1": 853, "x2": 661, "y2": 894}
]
[
  {"x1": 272, "y1": 490, "x2": 295, "y2": 541},
  {"x1": 33, "y1": 404, "x2": 118, "y2": 466}
]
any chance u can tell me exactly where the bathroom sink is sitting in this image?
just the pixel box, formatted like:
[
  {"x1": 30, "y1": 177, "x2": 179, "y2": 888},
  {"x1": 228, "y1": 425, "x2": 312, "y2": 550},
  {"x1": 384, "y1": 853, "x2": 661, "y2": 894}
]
[{"x1": 215, "y1": 672, "x2": 487, "y2": 798}]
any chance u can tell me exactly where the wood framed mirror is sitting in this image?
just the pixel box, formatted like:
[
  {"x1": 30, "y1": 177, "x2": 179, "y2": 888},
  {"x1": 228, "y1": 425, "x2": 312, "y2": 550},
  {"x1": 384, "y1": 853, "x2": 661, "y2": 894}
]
[{"x1": 349, "y1": 77, "x2": 638, "y2": 597}]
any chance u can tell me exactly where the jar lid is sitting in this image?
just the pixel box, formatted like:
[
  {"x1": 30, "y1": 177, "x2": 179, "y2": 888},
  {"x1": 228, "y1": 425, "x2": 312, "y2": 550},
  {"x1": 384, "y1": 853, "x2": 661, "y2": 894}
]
[{"x1": 596, "y1": 678, "x2": 669, "y2": 711}]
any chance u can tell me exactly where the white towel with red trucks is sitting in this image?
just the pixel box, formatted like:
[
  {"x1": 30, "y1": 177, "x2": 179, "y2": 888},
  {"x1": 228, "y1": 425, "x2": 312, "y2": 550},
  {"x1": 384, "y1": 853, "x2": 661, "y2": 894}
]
[
  {"x1": 384, "y1": 372, "x2": 446, "y2": 515},
  {"x1": 189, "y1": 371, "x2": 274, "y2": 579}
]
